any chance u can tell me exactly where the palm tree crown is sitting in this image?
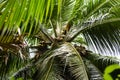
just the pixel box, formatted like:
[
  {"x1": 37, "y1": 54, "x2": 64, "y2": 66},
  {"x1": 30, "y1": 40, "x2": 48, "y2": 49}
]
[{"x1": 0, "y1": 0, "x2": 120, "y2": 80}]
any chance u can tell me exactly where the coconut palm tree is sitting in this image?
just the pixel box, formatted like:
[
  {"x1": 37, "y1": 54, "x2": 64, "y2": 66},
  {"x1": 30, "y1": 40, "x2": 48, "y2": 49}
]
[{"x1": 0, "y1": 0, "x2": 120, "y2": 80}]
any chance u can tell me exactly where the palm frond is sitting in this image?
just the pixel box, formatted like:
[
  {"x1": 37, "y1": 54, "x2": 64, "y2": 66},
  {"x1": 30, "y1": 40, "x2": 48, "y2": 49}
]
[
  {"x1": 54, "y1": 43, "x2": 89, "y2": 80},
  {"x1": 32, "y1": 50, "x2": 65, "y2": 80},
  {"x1": 49, "y1": 0, "x2": 76, "y2": 37},
  {"x1": 63, "y1": 0, "x2": 120, "y2": 56},
  {"x1": 0, "y1": 0, "x2": 58, "y2": 43},
  {"x1": 61, "y1": 0, "x2": 76, "y2": 22},
  {"x1": 0, "y1": 52, "x2": 29, "y2": 79},
  {"x1": 31, "y1": 43, "x2": 89, "y2": 80},
  {"x1": 85, "y1": 53, "x2": 120, "y2": 73},
  {"x1": 83, "y1": 58, "x2": 103, "y2": 80},
  {"x1": 83, "y1": 24, "x2": 120, "y2": 57},
  {"x1": 10, "y1": 63, "x2": 35, "y2": 80}
]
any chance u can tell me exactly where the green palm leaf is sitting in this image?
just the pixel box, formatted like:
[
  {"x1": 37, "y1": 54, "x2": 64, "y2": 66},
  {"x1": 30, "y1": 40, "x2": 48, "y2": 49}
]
[
  {"x1": 83, "y1": 58, "x2": 103, "y2": 80},
  {"x1": 0, "y1": 0, "x2": 58, "y2": 43},
  {"x1": 0, "y1": 52, "x2": 28, "y2": 79},
  {"x1": 29, "y1": 43, "x2": 89, "y2": 80},
  {"x1": 85, "y1": 53, "x2": 120, "y2": 73},
  {"x1": 32, "y1": 49, "x2": 64, "y2": 80},
  {"x1": 59, "y1": 43, "x2": 89, "y2": 80},
  {"x1": 64, "y1": 0, "x2": 120, "y2": 56}
]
